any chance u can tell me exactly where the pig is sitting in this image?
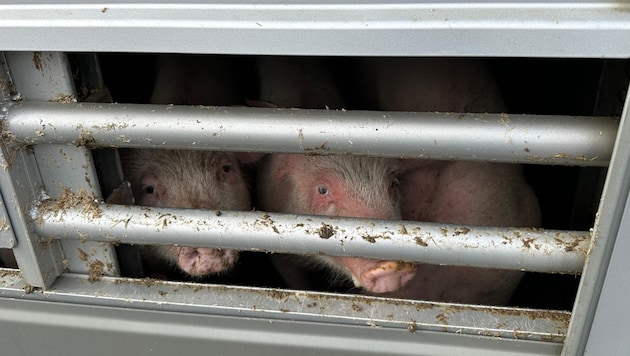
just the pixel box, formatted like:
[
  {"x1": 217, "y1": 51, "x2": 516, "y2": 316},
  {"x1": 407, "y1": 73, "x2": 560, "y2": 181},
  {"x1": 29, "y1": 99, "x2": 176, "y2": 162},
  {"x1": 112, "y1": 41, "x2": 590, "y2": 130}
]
[
  {"x1": 384, "y1": 159, "x2": 541, "y2": 304},
  {"x1": 344, "y1": 57, "x2": 541, "y2": 304},
  {"x1": 125, "y1": 54, "x2": 252, "y2": 277},
  {"x1": 121, "y1": 149, "x2": 251, "y2": 276},
  {"x1": 257, "y1": 57, "x2": 541, "y2": 305},
  {"x1": 256, "y1": 154, "x2": 418, "y2": 293},
  {"x1": 256, "y1": 56, "x2": 418, "y2": 293}
]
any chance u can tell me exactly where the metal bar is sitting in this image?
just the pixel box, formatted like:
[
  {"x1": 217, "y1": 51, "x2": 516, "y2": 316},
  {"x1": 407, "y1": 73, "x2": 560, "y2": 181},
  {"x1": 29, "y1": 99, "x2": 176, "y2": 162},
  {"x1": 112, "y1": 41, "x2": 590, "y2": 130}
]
[
  {"x1": 33, "y1": 203, "x2": 590, "y2": 274},
  {"x1": 0, "y1": 271, "x2": 571, "y2": 344},
  {"x1": 4, "y1": 102, "x2": 618, "y2": 167},
  {"x1": 0, "y1": 1, "x2": 629, "y2": 58}
]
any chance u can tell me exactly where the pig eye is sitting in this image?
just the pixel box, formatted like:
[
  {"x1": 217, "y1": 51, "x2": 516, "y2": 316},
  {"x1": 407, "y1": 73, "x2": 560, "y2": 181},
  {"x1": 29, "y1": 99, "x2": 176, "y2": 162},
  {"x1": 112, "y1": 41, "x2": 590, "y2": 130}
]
[
  {"x1": 222, "y1": 164, "x2": 232, "y2": 173},
  {"x1": 318, "y1": 186, "x2": 328, "y2": 195},
  {"x1": 143, "y1": 185, "x2": 155, "y2": 194},
  {"x1": 391, "y1": 178, "x2": 400, "y2": 188}
]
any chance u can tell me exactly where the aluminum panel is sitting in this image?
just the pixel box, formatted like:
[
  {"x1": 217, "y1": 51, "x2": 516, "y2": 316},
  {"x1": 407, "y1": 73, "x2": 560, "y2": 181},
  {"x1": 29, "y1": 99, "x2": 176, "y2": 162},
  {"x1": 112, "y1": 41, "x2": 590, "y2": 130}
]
[
  {"x1": 0, "y1": 146, "x2": 65, "y2": 288},
  {"x1": 0, "y1": 1, "x2": 628, "y2": 58},
  {"x1": 0, "y1": 271, "x2": 570, "y2": 347},
  {"x1": 0, "y1": 53, "x2": 17, "y2": 250},
  {"x1": 562, "y1": 84, "x2": 630, "y2": 355},
  {"x1": 0, "y1": 52, "x2": 64, "y2": 287},
  {"x1": 582, "y1": 191, "x2": 630, "y2": 355},
  {"x1": 0, "y1": 297, "x2": 563, "y2": 356}
]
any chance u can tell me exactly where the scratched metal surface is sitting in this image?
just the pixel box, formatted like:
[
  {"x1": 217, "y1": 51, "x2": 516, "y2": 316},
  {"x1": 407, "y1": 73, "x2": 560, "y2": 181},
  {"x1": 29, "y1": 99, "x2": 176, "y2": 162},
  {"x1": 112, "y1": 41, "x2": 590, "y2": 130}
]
[{"x1": 0, "y1": 270, "x2": 570, "y2": 345}]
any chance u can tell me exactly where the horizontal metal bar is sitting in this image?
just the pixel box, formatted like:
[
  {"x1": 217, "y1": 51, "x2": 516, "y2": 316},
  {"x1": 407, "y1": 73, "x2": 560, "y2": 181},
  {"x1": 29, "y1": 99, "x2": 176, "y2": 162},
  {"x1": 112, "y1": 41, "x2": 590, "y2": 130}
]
[
  {"x1": 0, "y1": 270, "x2": 571, "y2": 343},
  {"x1": 32, "y1": 203, "x2": 591, "y2": 273},
  {"x1": 0, "y1": 1, "x2": 628, "y2": 58},
  {"x1": 4, "y1": 102, "x2": 618, "y2": 166}
]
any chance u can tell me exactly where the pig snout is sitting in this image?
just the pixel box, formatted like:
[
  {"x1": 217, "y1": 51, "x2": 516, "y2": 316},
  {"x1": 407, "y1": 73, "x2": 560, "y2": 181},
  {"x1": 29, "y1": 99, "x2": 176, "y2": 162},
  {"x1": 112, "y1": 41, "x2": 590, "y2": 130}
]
[
  {"x1": 337, "y1": 257, "x2": 416, "y2": 293},
  {"x1": 171, "y1": 246, "x2": 239, "y2": 276}
]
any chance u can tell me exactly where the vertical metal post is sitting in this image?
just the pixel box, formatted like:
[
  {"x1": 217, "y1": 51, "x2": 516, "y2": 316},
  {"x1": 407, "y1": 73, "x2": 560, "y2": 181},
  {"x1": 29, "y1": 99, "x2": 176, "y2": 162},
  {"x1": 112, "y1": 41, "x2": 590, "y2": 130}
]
[
  {"x1": 562, "y1": 81, "x2": 630, "y2": 355},
  {"x1": 0, "y1": 136, "x2": 66, "y2": 288},
  {"x1": 5, "y1": 51, "x2": 119, "y2": 281}
]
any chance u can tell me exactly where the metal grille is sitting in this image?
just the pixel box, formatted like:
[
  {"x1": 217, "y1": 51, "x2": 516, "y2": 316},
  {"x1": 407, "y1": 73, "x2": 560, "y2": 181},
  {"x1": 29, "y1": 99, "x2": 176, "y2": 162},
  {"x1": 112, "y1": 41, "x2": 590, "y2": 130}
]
[{"x1": 0, "y1": 2, "x2": 629, "y2": 355}]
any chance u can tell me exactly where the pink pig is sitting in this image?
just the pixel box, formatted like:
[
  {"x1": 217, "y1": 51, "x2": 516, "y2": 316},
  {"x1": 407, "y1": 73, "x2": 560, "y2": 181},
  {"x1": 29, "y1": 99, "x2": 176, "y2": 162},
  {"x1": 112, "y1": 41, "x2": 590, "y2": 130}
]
[
  {"x1": 348, "y1": 57, "x2": 541, "y2": 304},
  {"x1": 123, "y1": 55, "x2": 252, "y2": 276},
  {"x1": 256, "y1": 57, "x2": 541, "y2": 304},
  {"x1": 256, "y1": 56, "x2": 417, "y2": 293},
  {"x1": 256, "y1": 153, "x2": 417, "y2": 293},
  {"x1": 121, "y1": 149, "x2": 251, "y2": 276}
]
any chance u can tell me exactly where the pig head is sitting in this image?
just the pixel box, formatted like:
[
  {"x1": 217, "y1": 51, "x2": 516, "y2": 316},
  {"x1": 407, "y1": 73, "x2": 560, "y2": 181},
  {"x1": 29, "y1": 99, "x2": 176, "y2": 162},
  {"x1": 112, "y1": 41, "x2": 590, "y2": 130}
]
[
  {"x1": 257, "y1": 153, "x2": 417, "y2": 293},
  {"x1": 122, "y1": 149, "x2": 251, "y2": 276},
  {"x1": 256, "y1": 57, "x2": 541, "y2": 305},
  {"x1": 129, "y1": 54, "x2": 252, "y2": 277}
]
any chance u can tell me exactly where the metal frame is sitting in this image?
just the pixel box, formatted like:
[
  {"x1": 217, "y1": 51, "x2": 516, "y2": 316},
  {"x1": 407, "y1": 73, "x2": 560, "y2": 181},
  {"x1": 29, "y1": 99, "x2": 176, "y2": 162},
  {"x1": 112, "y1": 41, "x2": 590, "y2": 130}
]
[
  {"x1": 0, "y1": 1, "x2": 629, "y2": 355},
  {"x1": 0, "y1": 1, "x2": 629, "y2": 58},
  {"x1": 562, "y1": 67, "x2": 630, "y2": 355}
]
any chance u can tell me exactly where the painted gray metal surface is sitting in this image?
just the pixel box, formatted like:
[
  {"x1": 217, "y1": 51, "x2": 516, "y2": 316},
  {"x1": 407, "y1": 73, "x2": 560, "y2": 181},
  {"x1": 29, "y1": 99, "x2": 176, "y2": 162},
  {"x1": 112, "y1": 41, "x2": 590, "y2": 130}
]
[
  {"x1": 563, "y1": 74, "x2": 630, "y2": 355},
  {"x1": 4, "y1": 52, "x2": 77, "y2": 102},
  {"x1": 0, "y1": 53, "x2": 64, "y2": 288},
  {"x1": 0, "y1": 271, "x2": 570, "y2": 347},
  {"x1": 3, "y1": 102, "x2": 618, "y2": 166},
  {"x1": 0, "y1": 53, "x2": 606, "y2": 352},
  {"x1": 0, "y1": 50, "x2": 603, "y2": 353},
  {"x1": 0, "y1": 142, "x2": 65, "y2": 288},
  {"x1": 0, "y1": 1, "x2": 628, "y2": 58},
  {"x1": 0, "y1": 1, "x2": 624, "y2": 352},
  {"x1": 33, "y1": 202, "x2": 590, "y2": 274},
  {"x1": 5, "y1": 52, "x2": 120, "y2": 278},
  {"x1": 583, "y1": 189, "x2": 630, "y2": 355},
  {"x1": 0, "y1": 192, "x2": 16, "y2": 249},
  {"x1": 0, "y1": 54, "x2": 15, "y2": 247},
  {"x1": 0, "y1": 299, "x2": 563, "y2": 356}
]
